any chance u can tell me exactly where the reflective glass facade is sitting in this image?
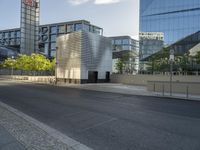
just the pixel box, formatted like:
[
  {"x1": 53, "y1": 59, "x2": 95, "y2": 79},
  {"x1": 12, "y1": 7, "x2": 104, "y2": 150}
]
[
  {"x1": 140, "y1": 0, "x2": 200, "y2": 45},
  {"x1": 110, "y1": 36, "x2": 139, "y2": 73}
]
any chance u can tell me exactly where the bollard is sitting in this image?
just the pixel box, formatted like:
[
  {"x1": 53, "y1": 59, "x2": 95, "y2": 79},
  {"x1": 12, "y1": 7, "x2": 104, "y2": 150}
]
[
  {"x1": 153, "y1": 82, "x2": 156, "y2": 92},
  {"x1": 186, "y1": 85, "x2": 189, "y2": 99},
  {"x1": 162, "y1": 84, "x2": 164, "y2": 96}
]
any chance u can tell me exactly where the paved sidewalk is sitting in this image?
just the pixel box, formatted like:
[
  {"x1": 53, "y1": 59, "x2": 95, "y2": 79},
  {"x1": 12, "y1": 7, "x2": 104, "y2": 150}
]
[
  {"x1": 60, "y1": 83, "x2": 200, "y2": 101},
  {"x1": 66, "y1": 84, "x2": 152, "y2": 95},
  {"x1": 0, "y1": 101, "x2": 92, "y2": 150},
  {"x1": 0, "y1": 125, "x2": 26, "y2": 150}
]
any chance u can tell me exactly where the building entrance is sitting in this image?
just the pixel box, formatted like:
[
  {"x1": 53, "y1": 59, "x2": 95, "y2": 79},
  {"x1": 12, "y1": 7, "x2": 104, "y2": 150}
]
[{"x1": 88, "y1": 71, "x2": 98, "y2": 83}]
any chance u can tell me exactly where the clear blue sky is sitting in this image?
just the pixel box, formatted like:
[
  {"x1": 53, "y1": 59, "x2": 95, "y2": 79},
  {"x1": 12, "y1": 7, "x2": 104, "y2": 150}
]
[{"x1": 0, "y1": 0, "x2": 139, "y2": 39}]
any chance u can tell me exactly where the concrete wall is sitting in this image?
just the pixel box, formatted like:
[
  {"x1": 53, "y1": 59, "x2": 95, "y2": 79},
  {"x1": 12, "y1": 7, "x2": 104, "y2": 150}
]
[{"x1": 111, "y1": 74, "x2": 200, "y2": 86}]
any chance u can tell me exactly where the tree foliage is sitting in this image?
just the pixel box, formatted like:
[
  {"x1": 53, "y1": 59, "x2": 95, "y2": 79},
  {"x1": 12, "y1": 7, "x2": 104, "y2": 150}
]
[
  {"x1": 146, "y1": 47, "x2": 170, "y2": 72},
  {"x1": 195, "y1": 51, "x2": 200, "y2": 64},
  {"x1": 146, "y1": 47, "x2": 200, "y2": 72},
  {"x1": 3, "y1": 58, "x2": 17, "y2": 69},
  {"x1": 115, "y1": 53, "x2": 134, "y2": 74},
  {"x1": 115, "y1": 59, "x2": 124, "y2": 74},
  {"x1": 3, "y1": 53, "x2": 55, "y2": 71}
]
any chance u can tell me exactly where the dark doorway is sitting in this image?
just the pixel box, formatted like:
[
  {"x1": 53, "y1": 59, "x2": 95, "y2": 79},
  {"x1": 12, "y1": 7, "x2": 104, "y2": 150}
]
[
  {"x1": 106, "y1": 72, "x2": 110, "y2": 82},
  {"x1": 88, "y1": 71, "x2": 98, "y2": 83}
]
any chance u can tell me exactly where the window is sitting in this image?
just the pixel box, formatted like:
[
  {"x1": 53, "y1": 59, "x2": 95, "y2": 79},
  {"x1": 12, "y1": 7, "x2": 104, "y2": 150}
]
[
  {"x1": 50, "y1": 26, "x2": 57, "y2": 34},
  {"x1": 122, "y1": 39, "x2": 129, "y2": 45},
  {"x1": 42, "y1": 35, "x2": 48, "y2": 42},
  {"x1": 16, "y1": 31, "x2": 20, "y2": 38},
  {"x1": 50, "y1": 35, "x2": 56, "y2": 42},
  {"x1": 51, "y1": 50, "x2": 56, "y2": 57},
  {"x1": 0, "y1": 33, "x2": 2, "y2": 39},
  {"x1": 42, "y1": 27, "x2": 48, "y2": 34},
  {"x1": 5, "y1": 33, "x2": 9, "y2": 39},
  {"x1": 10, "y1": 39, "x2": 15, "y2": 45},
  {"x1": 50, "y1": 42, "x2": 56, "y2": 50},
  {"x1": 58, "y1": 25, "x2": 65, "y2": 33},
  {"x1": 94, "y1": 27, "x2": 101, "y2": 34},
  {"x1": 122, "y1": 45, "x2": 131, "y2": 51},
  {"x1": 75, "y1": 24, "x2": 82, "y2": 31},
  {"x1": 67, "y1": 24, "x2": 74, "y2": 33},
  {"x1": 115, "y1": 39, "x2": 122, "y2": 45},
  {"x1": 83, "y1": 24, "x2": 90, "y2": 31},
  {"x1": 44, "y1": 43, "x2": 49, "y2": 55},
  {"x1": 10, "y1": 32, "x2": 15, "y2": 38}
]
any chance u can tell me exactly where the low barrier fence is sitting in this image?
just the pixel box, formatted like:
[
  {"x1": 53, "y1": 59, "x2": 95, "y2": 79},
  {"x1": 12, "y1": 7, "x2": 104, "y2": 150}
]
[
  {"x1": 0, "y1": 69, "x2": 54, "y2": 76},
  {"x1": 147, "y1": 81, "x2": 200, "y2": 98},
  {"x1": 0, "y1": 75, "x2": 56, "y2": 85}
]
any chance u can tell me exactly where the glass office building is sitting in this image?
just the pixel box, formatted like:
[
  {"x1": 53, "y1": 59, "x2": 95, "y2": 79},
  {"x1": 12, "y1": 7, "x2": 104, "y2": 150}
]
[
  {"x1": 139, "y1": 32, "x2": 164, "y2": 59},
  {"x1": 140, "y1": 0, "x2": 200, "y2": 58},
  {"x1": 110, "y1": 36, "x2": 139, "y2": 73},
  {"x1": 20, "y1": 0, "x2": 40, "y2": 55},
  {"x1": 0, "y1": 20, "x2": 103, "y2": 58}
]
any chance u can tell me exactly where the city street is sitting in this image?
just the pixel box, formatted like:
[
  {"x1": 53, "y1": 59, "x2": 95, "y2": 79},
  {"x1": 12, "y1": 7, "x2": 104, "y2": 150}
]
[{"x1": 0, "y1": 79, "x2": 200, "y2": 150}]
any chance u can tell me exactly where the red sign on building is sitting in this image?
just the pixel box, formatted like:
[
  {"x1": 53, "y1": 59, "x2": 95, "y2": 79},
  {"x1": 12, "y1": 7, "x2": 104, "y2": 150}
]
[{"x1": 23, "y1": 0, "x2": 34, "y2": 6}]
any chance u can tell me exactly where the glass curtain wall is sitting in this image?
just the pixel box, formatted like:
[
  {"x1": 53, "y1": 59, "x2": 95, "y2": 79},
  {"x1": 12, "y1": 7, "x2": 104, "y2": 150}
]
[
  {"x1": 20, "y1": 0, "x2": 40, "y2": 55},
  {"x1": 140, "y1": 0, "x2": 200, "y2": 45}
]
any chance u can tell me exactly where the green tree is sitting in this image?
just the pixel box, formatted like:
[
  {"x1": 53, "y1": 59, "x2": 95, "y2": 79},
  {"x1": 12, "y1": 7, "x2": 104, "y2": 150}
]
[
  {"x1": 15, "y1": 54, "x2": 31, "y2": 71},
  {"x1": 3, "y1": 53, "x2": 54, "y2": 73},
  {"x1": 195, "y1": 51, "x2": 200, "y2": 64},
  {"x1": 29, "y1": 53, "x2": 51, "y2": 71},
  {"x1": 3, "y1": 58, "x2": 17, "y2": 69},
  {"x1": 115, "y1": 59, "x2": 124, "y2": 74},
  {"x1": 115, "y1": 53, "x2": 132, "y2": 74}
]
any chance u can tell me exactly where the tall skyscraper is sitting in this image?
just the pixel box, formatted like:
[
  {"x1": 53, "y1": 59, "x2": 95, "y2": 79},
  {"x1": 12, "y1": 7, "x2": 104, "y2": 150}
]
[
  {"x1": 20, "y1": 0, "x2": 40, "y2": 55},
  {"x1": 140, "y1": 0, "x2": 200, "y2": 58}
]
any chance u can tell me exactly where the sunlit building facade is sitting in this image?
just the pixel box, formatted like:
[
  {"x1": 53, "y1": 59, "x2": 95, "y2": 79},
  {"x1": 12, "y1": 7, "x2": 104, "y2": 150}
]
[{"x1": 56, "y1": 31, "x2": 112, "y2": 84}]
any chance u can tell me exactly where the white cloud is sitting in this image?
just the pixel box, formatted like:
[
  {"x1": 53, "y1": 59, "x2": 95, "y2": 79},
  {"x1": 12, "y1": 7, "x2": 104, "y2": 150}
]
[
  {"x1": 68, "y1": 0, "x2": 90, "y2": 5},
  {"x1": 94, "y1": 0, "x2": 120, "y2": 5},
  {"x1": 67, "y1": 0, "x2": 122, "y2": 5}
]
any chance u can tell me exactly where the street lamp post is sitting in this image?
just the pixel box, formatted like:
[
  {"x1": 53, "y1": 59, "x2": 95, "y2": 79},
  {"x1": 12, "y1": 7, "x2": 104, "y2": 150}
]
[
  {"x1": 55, "y1": 47, "x2": 58, "y2": 85},
  {"x1": 11, "y1": 56, "x2": 14, "y2": 76},
  {"x1": 169, "y1": 49, "x2": 174, "y2": 96}
]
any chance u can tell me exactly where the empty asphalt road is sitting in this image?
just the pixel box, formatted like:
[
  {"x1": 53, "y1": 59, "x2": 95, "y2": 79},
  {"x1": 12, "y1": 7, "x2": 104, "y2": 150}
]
[{"x1": 0, "y1": 80, "x2": 200, "y2": 150}]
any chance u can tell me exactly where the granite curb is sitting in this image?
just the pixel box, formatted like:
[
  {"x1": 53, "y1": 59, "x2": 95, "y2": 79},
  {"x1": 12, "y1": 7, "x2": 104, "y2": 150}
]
[{"x1": 0, "y1": 101, "x2": 92, "y2": 150}]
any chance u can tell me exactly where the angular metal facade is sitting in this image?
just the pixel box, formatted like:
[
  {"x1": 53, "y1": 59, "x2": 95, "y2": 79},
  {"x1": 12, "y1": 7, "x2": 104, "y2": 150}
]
[
  {"x1": 56, "y1": 31, "x2": 112, "y2": 84},
  {"x1": 20, "y1": 0, "x2": 40, "y2": 55}
]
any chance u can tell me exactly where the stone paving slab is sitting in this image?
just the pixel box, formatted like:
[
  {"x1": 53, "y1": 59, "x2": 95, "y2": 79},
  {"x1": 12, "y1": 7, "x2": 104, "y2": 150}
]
[
  {"x1": 0, "y1": 101, "x2": 92, "y2": 150},
  {"x1": 59, "y1": 83, "x2": 200, "y2": 101},
  {"x1": 0, "y1": 125, "x2": 26, "y2": 150}
]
